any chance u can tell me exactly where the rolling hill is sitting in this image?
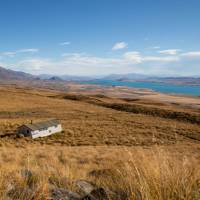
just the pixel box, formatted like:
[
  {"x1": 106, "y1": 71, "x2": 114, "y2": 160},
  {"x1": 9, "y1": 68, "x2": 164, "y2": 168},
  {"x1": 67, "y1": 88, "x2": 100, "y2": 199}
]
[{"x1": 0, "y1": 66, "x2": 35, "y2": 80}]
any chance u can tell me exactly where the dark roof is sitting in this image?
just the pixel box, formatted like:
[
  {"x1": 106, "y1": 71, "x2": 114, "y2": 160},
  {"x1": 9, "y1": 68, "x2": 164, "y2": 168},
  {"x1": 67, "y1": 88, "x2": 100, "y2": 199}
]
[{"x1": 23, "y1": 119, "x2": 60, "y2": 131}]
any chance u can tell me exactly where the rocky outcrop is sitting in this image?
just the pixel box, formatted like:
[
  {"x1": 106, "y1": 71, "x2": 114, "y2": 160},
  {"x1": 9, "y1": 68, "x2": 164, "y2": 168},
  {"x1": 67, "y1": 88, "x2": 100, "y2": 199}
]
[
  {"x1": 6, "y1": 170, "x2": 110, "y2": 200},
  {"x1": 51, "y1": 180, "x2": 109, "y2": 200}
]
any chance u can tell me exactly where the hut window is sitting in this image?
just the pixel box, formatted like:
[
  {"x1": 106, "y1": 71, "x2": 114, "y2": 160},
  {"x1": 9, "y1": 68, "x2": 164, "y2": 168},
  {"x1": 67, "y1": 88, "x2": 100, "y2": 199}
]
[{"x1": 27, "y1": 130, "x2": 30, "y2": 134}]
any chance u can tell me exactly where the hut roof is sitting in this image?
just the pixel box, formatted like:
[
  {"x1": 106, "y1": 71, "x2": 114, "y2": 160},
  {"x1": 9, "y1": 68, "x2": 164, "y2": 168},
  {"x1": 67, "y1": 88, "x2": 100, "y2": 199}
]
[{"x1": 23, "y1": 119, "x2": 60, "y2": 131}]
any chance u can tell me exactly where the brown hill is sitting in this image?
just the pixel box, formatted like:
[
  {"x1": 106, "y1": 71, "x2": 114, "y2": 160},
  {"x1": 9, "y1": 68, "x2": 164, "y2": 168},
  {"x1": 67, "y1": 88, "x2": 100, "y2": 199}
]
[{"x1": 0, "y1": 66, "x2": 36, "y2": 80}]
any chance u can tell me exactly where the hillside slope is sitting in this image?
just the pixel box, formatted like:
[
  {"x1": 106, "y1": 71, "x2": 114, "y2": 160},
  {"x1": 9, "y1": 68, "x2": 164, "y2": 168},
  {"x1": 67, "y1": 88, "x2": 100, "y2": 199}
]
[
  {"x1": 0, "y1": 85, "x2": 199, "y2": 146},
  {"x1": 0, "y1": 84, "x2": 200, "y2": 199},
  {"x1": 0, "y1": 66, "x2": 35, "y2": 80}
]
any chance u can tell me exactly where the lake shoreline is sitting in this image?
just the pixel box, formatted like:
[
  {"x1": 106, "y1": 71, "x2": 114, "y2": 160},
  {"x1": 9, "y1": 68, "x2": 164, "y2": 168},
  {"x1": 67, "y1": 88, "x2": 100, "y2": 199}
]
[
  {"x1": 118, "y1": 79, "x2": 200, "y2": 86},
  {"x1": 81, "y1": 79, "x2": 200, "y2": 96}
]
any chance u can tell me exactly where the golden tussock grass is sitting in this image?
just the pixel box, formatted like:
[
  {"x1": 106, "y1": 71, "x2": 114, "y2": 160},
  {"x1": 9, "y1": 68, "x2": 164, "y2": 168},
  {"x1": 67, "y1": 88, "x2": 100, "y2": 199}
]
[
  {"x1": 0, "y1": 145, "x2": 199, "y2": 199},
  {"x1": 0, "y1": 85, "x2": 199, "y2": 199}
]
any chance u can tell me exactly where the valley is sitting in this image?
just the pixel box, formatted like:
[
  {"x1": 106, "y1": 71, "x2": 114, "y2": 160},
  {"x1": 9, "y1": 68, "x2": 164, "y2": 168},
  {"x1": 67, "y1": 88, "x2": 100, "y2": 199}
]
[{"x1": 0, "y1": 82, "x2": 200, "y2": 199}]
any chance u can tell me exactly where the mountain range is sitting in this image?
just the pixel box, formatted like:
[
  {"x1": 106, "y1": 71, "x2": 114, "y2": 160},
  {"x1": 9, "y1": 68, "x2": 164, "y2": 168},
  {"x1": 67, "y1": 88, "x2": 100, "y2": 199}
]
[{"x1": 0, "y1": 66, "x2": 199, "y2": 86}]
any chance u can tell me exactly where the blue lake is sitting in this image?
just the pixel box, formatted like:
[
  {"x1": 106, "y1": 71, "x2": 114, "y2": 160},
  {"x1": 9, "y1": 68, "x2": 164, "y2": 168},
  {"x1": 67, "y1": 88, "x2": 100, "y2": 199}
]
[{"x1": 82, "y1": 80, "x2": 200, "y2": 96}]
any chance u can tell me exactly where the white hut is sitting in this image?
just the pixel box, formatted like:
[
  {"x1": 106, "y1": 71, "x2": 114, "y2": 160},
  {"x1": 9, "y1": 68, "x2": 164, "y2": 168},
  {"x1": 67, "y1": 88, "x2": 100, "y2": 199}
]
[{"x1": 18, "y1": 119, "x2": 62, "y2": 139}]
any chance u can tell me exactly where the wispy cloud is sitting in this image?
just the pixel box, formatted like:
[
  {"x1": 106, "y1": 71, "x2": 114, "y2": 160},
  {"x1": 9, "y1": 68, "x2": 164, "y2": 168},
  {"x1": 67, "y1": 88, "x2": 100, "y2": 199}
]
[
  {"x1": 13, "y1": 55, "x2": 131, "y2": 75},
  {"x1": 2, "y1": 52, "x2": 17, "y2": 57},
  {"x1": 59, "y1": 41, "x2": 71, "y2": 46},
  {"x1": 149, "y1": 46, "x2": 160, "y2": 49},
  {"x1": 158, "y1": 49, "x2": 181, "y2": 55},
  {"x1": 2, "y1": 49, "x2": 200, "y2": 76},
  {"x1": 1, "y1": 48, "x2": 39, "y2": 57},
  {"x1": 112, "y1": 42, "x2": 128, "y2": 50},
  {"x1": 17, "y1": 49, "x2": 39, "y2": 53},
  {"x1": 123, "y1": 51, "x2": 179, "y2": 63},
  {"x1": 123, "y1": 51, "x2": 142, "y2": 63},
  {"x1": 181, "y1": 51, "x2": 200, "y2": 58},
  {"x1": 144, "y1": 56, "x2": 180, "y2": 62},
  {"x1": 17, "y1": 58, "x2": 51, "y2": 70},
  {"x1": 9, "y1": 51, "x2": 181, "y2": 75}
]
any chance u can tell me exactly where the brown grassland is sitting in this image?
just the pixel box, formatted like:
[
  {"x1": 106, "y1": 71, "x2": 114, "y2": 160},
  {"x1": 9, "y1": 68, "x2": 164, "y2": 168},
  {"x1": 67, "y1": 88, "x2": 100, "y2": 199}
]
[{"x1": 0, "y1": 82, "x2": 200, "y2": 199}]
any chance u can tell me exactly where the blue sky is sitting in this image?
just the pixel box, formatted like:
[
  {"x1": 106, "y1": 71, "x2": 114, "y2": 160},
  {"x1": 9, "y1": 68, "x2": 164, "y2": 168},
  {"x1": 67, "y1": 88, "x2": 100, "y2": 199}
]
[{"x1": 0, "y1": 0, "x2": 200, "y2": 76}]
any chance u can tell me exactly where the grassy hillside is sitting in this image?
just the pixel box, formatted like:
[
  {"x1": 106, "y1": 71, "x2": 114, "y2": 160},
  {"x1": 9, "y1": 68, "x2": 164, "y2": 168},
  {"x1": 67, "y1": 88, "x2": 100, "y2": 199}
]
[{"x1": 0, "y1": 84, "x2": 200, "y2": 199}]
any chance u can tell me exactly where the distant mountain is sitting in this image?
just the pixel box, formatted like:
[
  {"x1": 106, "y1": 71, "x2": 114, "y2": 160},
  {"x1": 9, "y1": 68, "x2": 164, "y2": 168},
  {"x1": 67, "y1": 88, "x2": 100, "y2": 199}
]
[
  {"x1": 102, "y1": 73, "x2": 149, "y2": 81},
  {"x1": 0, "y1": 66, "x2": 35, "y2": 80},
  {"x1": 1, "y1": 66, "x2": 199, "y2": 86},
  {"x1": 99, "y1": 73, "x2": 200, "y2": 86},
  {"x1": 39, "y1": 73, "x2": 152, "y2": 81},
  {"x1": 143, "y1": 76, "x2": 200, "y2": 85},
  {"x1": 38, "y1": 74, "x2": 53, "y2": 79},
  {"x1": 39, "y1": 74, "x2": 95, "y2": 81},
  {"x1": 61, "y1": 75, "x2": 95, "y2": 81},
  {"x1": 48, "y1": 76, "x2": 63, "y2": 81}
]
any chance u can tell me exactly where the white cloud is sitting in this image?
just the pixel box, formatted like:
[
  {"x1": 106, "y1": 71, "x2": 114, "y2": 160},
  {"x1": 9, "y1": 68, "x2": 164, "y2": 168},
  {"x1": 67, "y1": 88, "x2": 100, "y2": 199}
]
[
  {"x1": 144, "y1": 56, "x2": 180, "y2": 62},
  {"x1": 123, "y1": 52, "x2": 179, "y2": 63},
  {"x1": 2, "y1": 48, "x2": 200, "y2": 76},
  {"x1": 181, "y1": 51, "x2": 200, "y2": 58},
  {"x1": 123, "y1": 51, "x2": 142, "y2": 64},
  {"x1": 62, "y1": 53, "x2": 126, "y2": 67},
  {"x1": 17, "y1": 49, "x2": 39, "y2": 53},
  {"x1": 59, "y1": 41, "x2": 71, "y2": 46},
  {"x1": 61, "y1": 53, "x2": 88, "y2": 57},
  {"x1": 158, "y1": 49, "x2": 181, "y2": 55},
  {"x1": 9, "y1": 51, "x2": 182, "y2": 76},
  {"x1": 112, "y1": 42, "x2": 128, "y2": 50},
  {"x1": 1, "y1": 48, "x2": 39, "y2": 57},
  {"x1": 17, "y1": 58, "x2": 51, "y2": 71},
  {"x1": 2, "y1": 52, "x2": 17, "y2": 57},
  {"x1": 13, "y1": 55, "x2": 135, "y2": 75},
  {"x1": 149, "y1": 46, "x2": 160, "y2": 49}
]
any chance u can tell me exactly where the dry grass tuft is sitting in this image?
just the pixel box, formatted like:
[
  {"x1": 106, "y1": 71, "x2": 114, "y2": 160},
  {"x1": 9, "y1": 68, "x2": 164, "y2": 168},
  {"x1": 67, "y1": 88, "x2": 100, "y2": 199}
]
[{"x1": 0, "y1": 146, "x2": 199, "y2": 199}]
